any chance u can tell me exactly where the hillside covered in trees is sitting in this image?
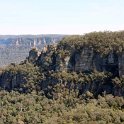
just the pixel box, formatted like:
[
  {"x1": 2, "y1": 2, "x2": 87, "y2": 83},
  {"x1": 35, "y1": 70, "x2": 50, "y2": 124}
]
[{"x1": 0, "y1": 31, "x2": 124, "y2": 124}]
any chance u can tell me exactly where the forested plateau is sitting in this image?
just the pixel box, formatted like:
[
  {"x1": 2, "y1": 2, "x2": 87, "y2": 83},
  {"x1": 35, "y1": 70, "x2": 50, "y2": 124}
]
[{"x1": 0, "y1": 31, "x2": 124, "y2": 124}]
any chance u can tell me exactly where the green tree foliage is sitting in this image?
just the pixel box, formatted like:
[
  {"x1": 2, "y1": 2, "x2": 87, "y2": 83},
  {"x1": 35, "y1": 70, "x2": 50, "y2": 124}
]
[
  {"x1": 0, "y1": 89, "x2": 124, "y2": 124},
  {"x1": 0, "y1": 31, "x2": 124, "y2": 123},
  {"x1": 58, "y1": 31, "x2": 124, "y2": 55},
  {"x1": 1, "y1": 62, "x2": 42, "y2": 93}
]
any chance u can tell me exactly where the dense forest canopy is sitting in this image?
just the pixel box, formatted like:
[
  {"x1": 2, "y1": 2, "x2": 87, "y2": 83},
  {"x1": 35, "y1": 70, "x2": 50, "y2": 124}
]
[
  {"x1": 58, "y1": 31, "x2": 124, "y2": 55},
  {"x1": 0, "y1": 31, "x2": 124, "y2": 123}
]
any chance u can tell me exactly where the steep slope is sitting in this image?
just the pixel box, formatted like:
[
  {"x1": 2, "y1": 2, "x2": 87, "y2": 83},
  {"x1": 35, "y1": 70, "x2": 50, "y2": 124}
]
[{"x1": 0, "y1": 31, "x2": 124, "y2": 98}]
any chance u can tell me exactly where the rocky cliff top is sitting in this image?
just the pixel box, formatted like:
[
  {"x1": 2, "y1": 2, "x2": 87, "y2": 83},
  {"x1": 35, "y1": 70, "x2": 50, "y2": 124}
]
[
  {"x1": 0, "y1": 31, "x2": 124, "y2": 97},
  {"x1": 58, "y1": 31, "x2": 124, "y2": 55}
]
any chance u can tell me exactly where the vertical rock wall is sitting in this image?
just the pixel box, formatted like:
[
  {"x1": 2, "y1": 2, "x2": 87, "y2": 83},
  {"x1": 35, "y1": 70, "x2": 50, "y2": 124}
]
[
  {"x1": 31, "y1": 46, "x2": 124, "y2": 78},
  {"x1": 119, "y1": 51, "x2": 124, "y2": 77},
  {"x1": 74, "y1": 48, "x2": 94, "y2": 72}
]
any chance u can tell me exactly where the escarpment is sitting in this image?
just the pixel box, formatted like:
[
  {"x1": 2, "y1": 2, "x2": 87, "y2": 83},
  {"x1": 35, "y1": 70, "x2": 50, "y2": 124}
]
[
  {"x1": 0, "y1": 31, "x2": 124, "y2": 97},
  {"x1": 34, "y1": 32, "x2": 124, "y2": 78}
]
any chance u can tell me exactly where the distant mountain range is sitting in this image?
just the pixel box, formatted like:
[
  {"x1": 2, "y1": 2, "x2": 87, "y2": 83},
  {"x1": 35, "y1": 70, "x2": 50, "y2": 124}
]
[{"x1": 0, "y1": 35, "x2": 64, "y2": 67}]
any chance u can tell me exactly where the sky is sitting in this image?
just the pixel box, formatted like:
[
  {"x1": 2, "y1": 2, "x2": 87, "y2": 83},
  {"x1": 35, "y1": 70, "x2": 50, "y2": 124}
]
[{"x1": 0, "y1": 0, "x2": 124, "y2": 35}]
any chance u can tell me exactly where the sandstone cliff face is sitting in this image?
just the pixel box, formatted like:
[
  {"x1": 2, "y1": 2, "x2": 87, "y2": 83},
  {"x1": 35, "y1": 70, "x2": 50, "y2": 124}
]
[
  {"x1": 74, "y1": 47, "x2": 94, "y2": 72},
  {"x1": 55, "y1": 54, "x2": 71, "y2": 71},
  {"x1": 52, "y1": 47, "x2": 123, "y2": 78},
  {"x1": 29, "y1": 45, "x2": 123, "y2": 97},
  {"x1": 93, "y1": 52, "x2": 119, "y2": 76},
  {"x1": 0, "y1": 63, "x2": 40, "y2": 92},
  {"x1": 33, "y1": 45, "x2": 124, "y2": 78},
  {"x1": 28, "y1": 48, "x2": 40, "y2": 63},
  {"x1": 0, "y1": 45, "x2": 123, "y2": 97},
  {"x1": 36, "y1": 46, "x2": 56, "y2": 71},
  {"x1": 0, "y1": 32, "x2": 124, "y2": 97},
  {"x1": 119, "y1": 51, "x2": 124, "y2": 78},
  {"x1": 0, "y1": 68, "x2": 26, "y2": 90}
]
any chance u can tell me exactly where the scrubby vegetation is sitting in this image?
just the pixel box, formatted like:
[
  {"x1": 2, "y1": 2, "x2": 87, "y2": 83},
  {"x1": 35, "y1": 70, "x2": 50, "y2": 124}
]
[
  {"x1": 0, "y1": 31, "x2": 124, "y2": 123},
  {"x1": 0, "y1": 87, "x2": 124, "y2": 124},
  {"x1": 0, "y1": 63, "x2": 124, "y2": 123},
  {"x1": 58, "y1": 31, "x2": 124, "y2": 55}
]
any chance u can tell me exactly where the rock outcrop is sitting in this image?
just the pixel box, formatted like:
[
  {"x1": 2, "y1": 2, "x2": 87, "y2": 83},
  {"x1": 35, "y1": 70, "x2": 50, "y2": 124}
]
[
  {"x1": 28, "y1": 48, "x2": 40, "y2": 63},
  {"x1": 34, "y1": 46, "x2": 123, "y2": 78},
  {"x1": 119, "y1": 51, "x2": 124, "y2": 77},
  {"x1": 74, "y1": 47, "x2": 94, "y2": 72},
  {"x1": 0, "y1": 31, "x2": 124, "y2": 97}
]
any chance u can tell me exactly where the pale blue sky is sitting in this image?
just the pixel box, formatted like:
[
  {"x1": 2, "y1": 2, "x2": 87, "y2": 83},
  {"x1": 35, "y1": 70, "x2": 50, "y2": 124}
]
[{"x1": 0, "y1": 0, "x2": 124, "y2": 34}]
